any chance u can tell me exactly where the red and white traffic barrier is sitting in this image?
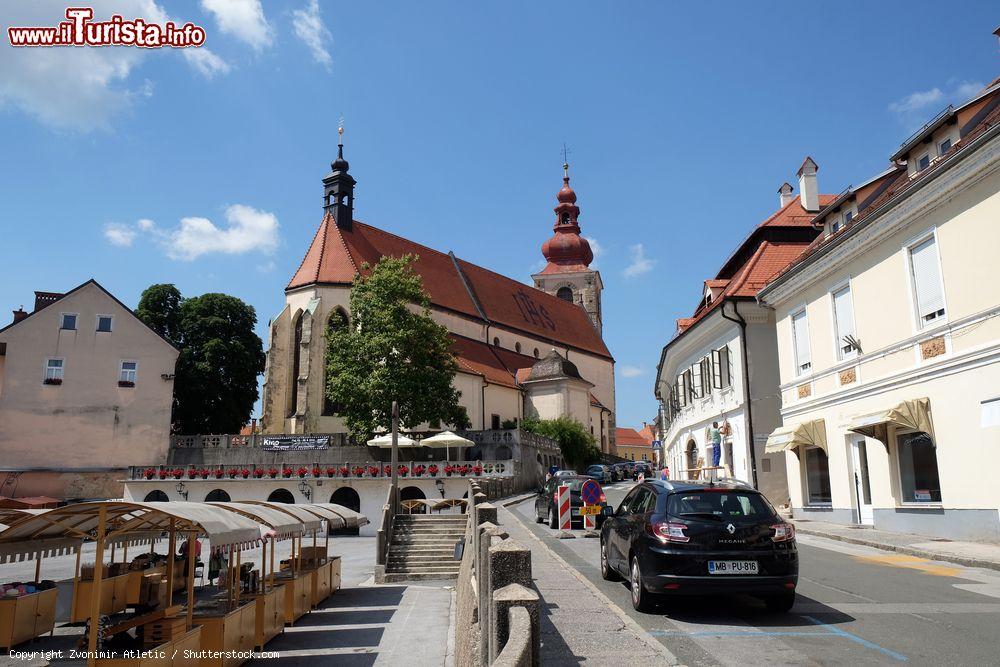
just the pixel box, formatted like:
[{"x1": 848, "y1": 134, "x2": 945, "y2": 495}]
[
  {"x1": 583, "y1": 507, "x2": 596, "y2": 531},
  {"x1": 557, "y1": 483, "x2": 571, "y2": 531}
]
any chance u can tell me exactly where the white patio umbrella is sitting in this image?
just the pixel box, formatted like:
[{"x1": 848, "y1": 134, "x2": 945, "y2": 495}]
[
  {"x1": 421, "y1": 430, "x2": 474, "y2": 461},
  {"x1": 366, "y1": 433, "x2": 419, "y2": 448}
]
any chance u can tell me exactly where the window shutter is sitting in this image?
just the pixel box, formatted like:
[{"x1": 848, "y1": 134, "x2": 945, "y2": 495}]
[
  {"x1": 719, "y1": 346, "x2": 731, "y2": 388},
  {"x1": 792, "y1": 311, "x2": 811, "y2": 371},
  {"x1": 711, "y1": 350, "x2": 722, "y2": 388},
  {"x1": 910, "y1": 237, "x2": 945, "y2": 323},
  {"x1": 833, "y1": 287, "x2": 855, "y2": 356},
  {"x1": 684, "y1": 369, "x2": 694, "y2": 402},
  {"x1": 691, "y1": 364, "x2": 701, "y2": 398},
  {"x1": 701, "y1": 358, "x2": 711, "y2": 394}
]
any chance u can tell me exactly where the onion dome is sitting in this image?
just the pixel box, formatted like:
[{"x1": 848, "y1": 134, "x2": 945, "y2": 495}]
[{"x1": 539, "y1": 163, "x2": 593, "y2": 273}]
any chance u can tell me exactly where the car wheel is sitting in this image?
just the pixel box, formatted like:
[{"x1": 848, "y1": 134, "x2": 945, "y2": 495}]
[
  {"x1": 547, "y1": 505, "x2": 558, "y2": 529},
  {"x1": 600, "y1": 539, "x2": 620, "y2": 581},
  {"x1": 535, "y1": 506, "x2": 544, "y2": 523},
  {"x1": 765, "y1": 593, "x2": 796, "y2": 613},
  {"x1": 630, "y1": 555, "x2": 654, "y2": 612}
]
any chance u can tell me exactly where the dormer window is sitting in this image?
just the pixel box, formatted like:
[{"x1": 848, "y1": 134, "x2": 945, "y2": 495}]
[
  {"x1": 938, "y1": 138, "x2": 952, "y2": 155},
  {"x1": 917, "y1": 153, "x2": 931, "y2": 172}
]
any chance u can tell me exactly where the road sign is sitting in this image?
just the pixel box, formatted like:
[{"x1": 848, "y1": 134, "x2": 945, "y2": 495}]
[
  {"x1": 580, "y1": 479, "x2": 601, "y2": 505},
  {"x1": 652, "y1": 440, "x2": 662, "y2": 450}
]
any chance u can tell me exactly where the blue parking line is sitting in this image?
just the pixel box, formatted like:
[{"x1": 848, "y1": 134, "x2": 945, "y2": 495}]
[{"x1": 801, "y1": 615, "x2": 908, "y2": 662}]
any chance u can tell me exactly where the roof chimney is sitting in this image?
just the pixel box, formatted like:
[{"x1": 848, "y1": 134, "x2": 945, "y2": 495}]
[
  {"x1": 12, "y1": 307, "x2": 27, "y2": 324},
  {"x1": 778, "y1": 182, "x2": 794, "y2": 208},
  {"x1": 797, "y1": 157, "x2": 820, "y2": 212}
]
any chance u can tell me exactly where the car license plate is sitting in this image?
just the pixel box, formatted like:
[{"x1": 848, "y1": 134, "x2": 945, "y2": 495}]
[
  {"x1": 708, "y1": 560, "x2": 758, "y2": 575},
  {"x1": 571, "y1": 508, "x2": 580, "y2": 516}
]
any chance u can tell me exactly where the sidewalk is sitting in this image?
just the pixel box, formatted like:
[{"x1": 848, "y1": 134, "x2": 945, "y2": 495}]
[
  {"x1": 790, "y1": 518, "x2": 1000, "y2": 571},
  {"x1": 497, "y1": 505, "x2": 678, "y2": 666}
]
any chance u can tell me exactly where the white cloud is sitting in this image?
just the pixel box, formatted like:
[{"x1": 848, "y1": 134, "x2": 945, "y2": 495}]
[
  {"x1": 888, "y1": 88, "x2": 944, "y2": 116},
  {"x1": 0, "y1": 1, "x2": 228, "y2": 131},
  {"x1": 952, "y1": 80, "x2": 985, "y2": 101},
  {"x1": 200, "y1": 0, "x2": 272, "y2": 51},
  {"x1": 585, "y1": 236, "x2": 603, "y2": 259},
  {"x1": 888, "y1": 80, "x2": 985, "y2": 128},
  {"x1": 256, "y1": 259, "x2": 277, "y2": 273},
  {"x1": 104, "y1": 222, "x2": 138, "y2": 247},
  {"x1": 137, "y1": 218, "x2": 156, "y2": 231},
  {"x1": 292, "y1": 0, "x2": 332, "y2": 69},
  {"x1": 623, "y1": 243, "x2": 654, "y2": 278},
  {"x1": 620, "y1": 365, "x2": 646, "y2": 378},
  {"x1": 164, "y1": 204, "x2": 279, "y2": 261},
  {"x1": 183, "y1": 48, "x2": 231, "y2": 78}
]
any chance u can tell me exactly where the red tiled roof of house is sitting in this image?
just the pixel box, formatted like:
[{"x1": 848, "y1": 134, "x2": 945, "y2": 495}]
[
  {"x1": 288, "y1": 218, "x2": 612, "y2": 359},
  {"x1": 590, "y1": 393, "x2": 608, "y2": 410},
  {"x1": 638, "y1": 423, "x2": 656, "y2": 442},
  {"x1": 756, "y1": 194, "x2": 835, "y2": 229},
  {"x1": 450, "y1": 334, "x2": 537, "y2": 389},
  {"x1": 615, "y1": 427, "x2": 651, "y2": 448}
]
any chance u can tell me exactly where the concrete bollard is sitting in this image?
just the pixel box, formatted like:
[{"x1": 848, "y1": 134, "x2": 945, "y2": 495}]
[
  {"x1": 475, "y1": 502, "x2": 497, "y2": 528},
  {"x1": 477, "y1": 526, "x2": 508, "y2": 663},
  {"x1": 490, "y1": 584, "x2": 540, "y2": 665}
]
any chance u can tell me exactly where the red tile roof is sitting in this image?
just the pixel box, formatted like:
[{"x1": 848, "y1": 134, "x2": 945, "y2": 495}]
[
  {"x1": 288, "y1": 218, "x2": 612, "y2": 359},
  {"x1": 450, "y1": 334, "x2": 537, "y2": 389},
  {"x1": 615, "y1": 427, "x2": 651, "y2": 448},
  {"x1": 638, "y1": 424, "x2": 656, "y2": 442}
]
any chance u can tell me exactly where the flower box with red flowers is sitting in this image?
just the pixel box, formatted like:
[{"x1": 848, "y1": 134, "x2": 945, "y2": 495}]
[
  {"x1": 157, "y1": 470, "x2": 169, "y2": 480},
  {"x1": 143, "y1": 468, "x2": 157, "y2": 480},
  {"x1": 413, "y1": 465, "x2": 426, "y2": 476},
  {"x1": 367, "y1": 466, "x2": 380, "y2": 477},
  {"x1": 213, "y1": 469, "x2": 225, "y2": 479},
  {"x1": 352, "y1": 466, "x2": 365, "y2": 477},
  {"x1": 340, "y1": 466, "x2": 350, "y2": 477},
  {"x1": 427, "y1": 464, "x2": 439, "y2": 476},
  {"x1": 172, "y1": 469, "x2": 184, "y2": 479},
  {"x1": 268, "y1": 467, "x2": 279, "y2": 478},
  {"x1": 398, "y1": 465, "x2": 409, "y2": 477},
  {"x1": 227, "y1": 468, "x2": 239, "y2": 479},
  {"x1": 382, "y1": 465, "x2": 392, "y2": 476},
  {"x1": 326, "y1": 467, "x2": 338, "y2": 478},
  {"x1": 459, "y1": 465, "x2": 470, "y2": 476},
  {"x1": 187, "y1": 469, "x2": 199, "y2": 479},
  {"x1": 240, "y1": 468, "x2": 251, "y2": 478},
  {"x1": 282, "y1": 467, "x2": 293, "y2": 478},
  {"x1": 253, "y1": 469, "x2": 264, "y2": 478},
  {"x1": 444, "y1": 465, "x2": 455, "y2": 476},
  {"x1": 472, "y1": 465, "x2": 483, "y2": 476},
  {"x1": 200, "y1": 469, "x2": 211, "y2": 479},
  {"x1": 296, "y1": 466, "x2": 309, "y2": 478},
  {"x1": 312, "y1": 467, "x2": 322, "y2": 478}
]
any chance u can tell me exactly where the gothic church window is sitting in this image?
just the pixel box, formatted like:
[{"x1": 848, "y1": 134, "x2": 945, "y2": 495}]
[
  {"x1": 556, "y1": 287, "x2": 574, "y2": 303},
  {"x1": 324, "y1": 308, "x2": 349, "y2": 416}
]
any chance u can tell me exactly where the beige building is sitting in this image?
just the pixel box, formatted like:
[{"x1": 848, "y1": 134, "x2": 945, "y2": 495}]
[
  {"x1": 261, "y1": 142, "x2": 617, "y2": 452},
  {"x1": 759, "y1": 80, "x2": 1000, "y2": 541},
  {"x1": 0, "y1": 280, "x2": 179, "y2": 500}
]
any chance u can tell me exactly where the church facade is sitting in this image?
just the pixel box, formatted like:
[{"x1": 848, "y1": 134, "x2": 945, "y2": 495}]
[{"x1": 260, "y1": 140, "x2": 617, "y2": 453}]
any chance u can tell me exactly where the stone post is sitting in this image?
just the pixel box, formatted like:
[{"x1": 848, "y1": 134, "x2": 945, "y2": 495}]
[
  {"x1": 490, "y1": 584, "x2": 540, "y2": 665},
  {"x1": 485, "y1": 538, "x2": 532, "y2": 663}
]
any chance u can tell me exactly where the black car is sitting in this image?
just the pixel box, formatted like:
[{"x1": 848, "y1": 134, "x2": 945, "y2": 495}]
[
  {"x1": 535, "y1": 475, "x2": 609, "y2": 528},
  {"x1": 599, "y1": 480, "x2": 798, "y2": 612},
  {"x1": 632, "y1": 462, "x2": 652, "y2": 480}
]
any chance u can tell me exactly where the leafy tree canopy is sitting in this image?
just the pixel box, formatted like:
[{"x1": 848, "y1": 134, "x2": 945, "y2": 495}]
[
  {"x1": 326, "y1": 254, "x2": 470, "y2": 442},
  {"x1": 522, "y1": 416, "x2": 601, "y2": 468},
  {"x1": 136, "y1": 285, "x2": 264, "y2": 434}
]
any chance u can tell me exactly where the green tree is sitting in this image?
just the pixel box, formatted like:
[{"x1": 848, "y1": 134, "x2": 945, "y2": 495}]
[
  {"x1": 523, "y1": 416, "x2": 601, "y2": 469},
  {"x1": 136, "y1": 283, "x2": 182, "y2": 345},
  {"x1": 136, "y1": 286, "x2": 265, "y2": 434},
  {"x1": 325, "y1": 254, "x2": 470, "y2": 442}
]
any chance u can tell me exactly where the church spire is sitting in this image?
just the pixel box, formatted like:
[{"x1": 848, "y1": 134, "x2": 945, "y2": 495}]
[
  {"x1": 323, "y1": 121, "x2": 356, "y2": 230},
  {"x1": 540, "y1": 160, "x2": 592, "y2": 272}
]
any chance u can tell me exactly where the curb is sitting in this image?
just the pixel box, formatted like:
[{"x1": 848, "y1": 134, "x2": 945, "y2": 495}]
[
  {"x1": 793, "y1": 526, "x2": 1000, "y2": 572},
  {"x1": 500, "y1": 492, "x2": 537, "y2": 507}
]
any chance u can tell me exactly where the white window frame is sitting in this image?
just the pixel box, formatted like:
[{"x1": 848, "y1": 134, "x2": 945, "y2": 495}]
[
  {"x1": 119, "y1": 360, "x2": 138, "y2": 384},
  {"x1": 937, "y1": 137, "x2": 952, "y2": 156},
  {"x1": 44, "y1": 357, "x2": 65, "y2": 381},
  {"x1": 903, "y1": 227, "x2": 948, "y2": 333},
  {"x1": 790, "y1": 307, "x2": 812, "y2": 378},
  {"x1": 915, "y1": 151, "x2": 931, "y2": 172},
  {"x1": 96, "y1": 314, "x2": 114, "y2": 333},
  {"x1": 829, "y1": 280, "x2": 858, "y2": 361},
  {"x1": 691, "y1": 362, "x2": 703, "y2": 399},
  {"x1": 802, "y1": 445, "x2": 833, "y2": 507},
  {"x1": 893, "y1": 429, "x2": 943, "y2": 507},
  {"x1": 60, "y1": 312, "x2": 78, "y2": 331}
]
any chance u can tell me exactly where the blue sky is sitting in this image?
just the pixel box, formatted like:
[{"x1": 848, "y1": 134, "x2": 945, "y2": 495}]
[{"x1": 1, "y1": 1, "x2": 997, "y2": 429}]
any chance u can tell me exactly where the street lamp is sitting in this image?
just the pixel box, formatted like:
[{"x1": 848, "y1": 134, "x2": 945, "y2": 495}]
[
  {"x1": 174, "y1": 482, "x2": 188, "y2": 500},
  {"x1": 298, "y1": 481, "x2": 312, "y2": 500}
]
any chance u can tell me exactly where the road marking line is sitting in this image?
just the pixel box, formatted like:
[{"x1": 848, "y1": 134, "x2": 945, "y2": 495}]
[
  {"x1": 855, "y1": 553, "x2": 962, "y2": 577},
  {"x1": 801, "y1": 615, "x2": 908, "y2": 662}
]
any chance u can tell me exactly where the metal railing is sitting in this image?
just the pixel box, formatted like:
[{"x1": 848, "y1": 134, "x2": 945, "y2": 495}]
[{"x1": 129, "y1": 460, "x2": 514, "y2": 481}]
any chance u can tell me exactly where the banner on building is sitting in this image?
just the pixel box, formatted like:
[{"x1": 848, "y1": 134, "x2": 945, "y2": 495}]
[{"x1": 261, "y1": 436, "x2": 330, "y2": 451}]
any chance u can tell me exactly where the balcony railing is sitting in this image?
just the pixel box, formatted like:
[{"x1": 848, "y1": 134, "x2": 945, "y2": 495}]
[{"x1": 129, "y1": 460, "x2": 514, "y2": 481}]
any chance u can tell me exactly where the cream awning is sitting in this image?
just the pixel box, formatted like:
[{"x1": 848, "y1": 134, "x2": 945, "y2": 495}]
[
  {"x1": 367, "y1": 433, "x2": 419, "y2": 448},
  {"x1": 210, "y1": 502, "x2": 305, "y2": 539},
  {"x1": 311, "y1": 503, "x2": 370, "y2": 528},
  {"x1": 847, "y1": 398, "x2": 933, "y2": 443},
  {"x1": 765, "y1": 419, "x2": 827, "y2": 454},
  {"x1": 295, "y1": 505, "x2": 347, "y2": 530},
  {"x1": 242, "y1": 501, "x2": 323, "y2": 532}
]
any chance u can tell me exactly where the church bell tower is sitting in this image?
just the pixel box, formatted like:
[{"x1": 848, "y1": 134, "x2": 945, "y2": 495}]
[
  {"x1": 532, "y1": 162, "x2": 603, "y2": 333},
  {"x1": 323, "y1": 126, "x2": 355, "y2": 230}
]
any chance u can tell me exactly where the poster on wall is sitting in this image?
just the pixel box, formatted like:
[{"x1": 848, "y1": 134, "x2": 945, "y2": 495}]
[{"x1": 261, "y1": 436, "x2": 330, "y2": 451}]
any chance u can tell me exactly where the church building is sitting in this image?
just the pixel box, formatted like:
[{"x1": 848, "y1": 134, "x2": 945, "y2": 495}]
[{"x1": 260, "y1": 134, "x2": 617, "y2": 452}]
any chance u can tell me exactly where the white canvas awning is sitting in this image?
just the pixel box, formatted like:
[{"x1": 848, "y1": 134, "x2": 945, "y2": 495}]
[
  {"x1": 367, "y1": 433, "x2": 419, "y2": 448},
  {"x1": 311, "y1": 503, "x2": 369, "y2": 528},
  {"x1": 847, "y1": 398, "x2": 934, "y2": 444},
  {"x1": 295, "y1": 505, "x2": 347, "y2": 530},
  {"x1": 420, "y1": 431, "x2": 474, "y2": 449},
  {"x1": 765, "y1": 419, "x2": 828, "y2": 454},
  {"x1": 242, "y1": 501, "x2": 323, "y2": 532},
  {"x1": 210, "y1": 502, "x2": 305, "y2": 539}
]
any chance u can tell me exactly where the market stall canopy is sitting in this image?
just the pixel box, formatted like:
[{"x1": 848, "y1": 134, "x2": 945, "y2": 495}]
[
  {"x1": 420, "y1": 431, "x2": 474, "y2": 449},
  {"x1": 765, "y1": 419, "x2": 827, "y2": 454},
  {"x1": 209, "y1": 502, "x2": 305, "y2": 539},
  {"x1": 367, "y1": 433, "x2": 419, "y2": 448},
  {"x1": 241, "y1": 501, "x2": 323, "y2": 532},
  {"x1": 0, "y1": 501, "x2": 262, "y2": 558},
  {"x1": 310, "y1": 503, "x2": 369, "y2": 528},
  {"x1": 295, "y1": 505, "x2": 347, "y2": 530},
  {"x1": 847, "y1": 398, "x2": 933, "y2": 444}
]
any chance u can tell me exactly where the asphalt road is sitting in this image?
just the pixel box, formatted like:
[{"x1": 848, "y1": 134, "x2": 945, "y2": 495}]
[{"x1": 510, "y1": 480, "x2": 1000, "y2": 666}]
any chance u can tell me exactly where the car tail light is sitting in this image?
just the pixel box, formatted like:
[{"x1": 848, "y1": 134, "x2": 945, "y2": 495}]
[
  {"x1": 771, "y1": 523, "x2": 795, "y2": 542},
  {"x1": 553, "y1": 492, "x2": 559, "y2": 504},
  {"x1": 599, "y1": 492, "x2": 606, "y2": 503},
  {"x1": 651, "y1": 522, "x2": 689, "y2": 543}
]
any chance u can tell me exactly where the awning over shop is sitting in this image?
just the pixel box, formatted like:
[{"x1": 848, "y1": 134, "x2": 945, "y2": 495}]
[
  {"x1": 765, "y1": 419, "x2": 827, "y2": 454},
  {"x1": 847, "y1": 398, "x2": 933, "y2": 444}
]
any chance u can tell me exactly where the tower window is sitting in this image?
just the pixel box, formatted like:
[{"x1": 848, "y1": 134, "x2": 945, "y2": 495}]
[
  {"x1": 493, "y1": 337, "x2": 500, "y2": 347},
  {"x1": 515, "y1": 342, "x2": 521, "y2": 353},
  {"x1": 560, "y1": 212, "x2": 570, "y2": 225},
  {"x1": 556, "y1": 287, "x2": 574, "y2": 303}
]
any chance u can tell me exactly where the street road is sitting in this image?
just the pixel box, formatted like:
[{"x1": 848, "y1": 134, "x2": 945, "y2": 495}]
[{"x1": 510, "y1": 480, "x2": 1000, "y2": 666}]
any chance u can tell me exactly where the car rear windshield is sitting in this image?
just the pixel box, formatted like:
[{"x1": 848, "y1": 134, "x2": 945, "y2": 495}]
[{"x1": 666, "y1": 491, "x2": 777, "y2": 523}]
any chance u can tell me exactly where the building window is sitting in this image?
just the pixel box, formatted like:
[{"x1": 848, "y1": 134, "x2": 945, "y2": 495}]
[
  {"x1": 917, "y1": 153, "x2": 931, "y2": 172},
  {"x1": 120, "y1": 361, "x2": 137, "y2": 384},
  {"x1": 490, "y1": 414, "x2": 501, "y2": 430},
  {"x1": 44, "y1": 358, "x2": 64, "y2": 382},
  {"x1": 831, "y1": 285, "x2": 857, "y2": 360},
  {"x1": 533, "y1": 348, "x2": 539, "y2": 358},
  {"x1": 804, "y1": 447, "x2": 832, "y2": 504},
  {"x1": 515, "y1": 342, "x2": 522, "y2": 354},
  {"x1": 493, "y1": 337, "x2": 500, "y2": 347},
  {"x1": 897, "y1": 432, "x2": 941, "y2": 503},
  {"x1": 324, "y1": 309, "x2": 349, "y2": 415},
  {"x1": 844, "y1": 210, "x2": 854, "y2": 225},
  {"x1": 711, "y1": 346, "x2": 731, "y2": 389},
  {"x1": 556, "y1": 287, "x2": 574, "y2": 303},
  {"x1": 96, "y1": 315, "x2": 113, "y2": 332},
  {"x1": 908, "y1": 235, "x2": 946, "y2": 328},
  {"x1": 691, "y1": 362, "x2": 703, "y2": 399},
  {"x1": 938, "y1": 138, "x2": 952, "y2": 155},
  {"x1": 60, "y1": 313, "x2": 77, "y2": 330},
  {"x1": 791, "y1": 309, "x2": 811, "y2": 375}
]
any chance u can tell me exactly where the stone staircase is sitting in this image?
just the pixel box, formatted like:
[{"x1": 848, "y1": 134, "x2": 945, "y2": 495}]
[{"x1": 384, "y1": 514, "x2": 467, "y2": 582}]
